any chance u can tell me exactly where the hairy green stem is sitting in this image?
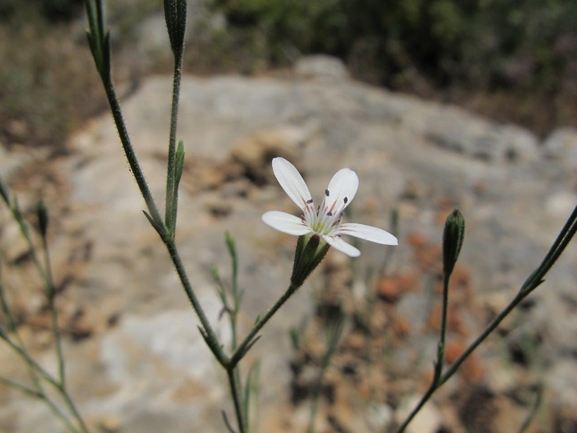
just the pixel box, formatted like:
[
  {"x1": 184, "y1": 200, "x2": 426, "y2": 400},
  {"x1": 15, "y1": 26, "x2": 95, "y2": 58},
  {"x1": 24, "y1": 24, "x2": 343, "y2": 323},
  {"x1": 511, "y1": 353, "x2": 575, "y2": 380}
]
[
  {"x1": 102, "y1": 78, "x2": 163, "y2": 226},
  {"x1": 228, "y1": 367, "x2": 247, "y2": 433},
  {"x1": 42, "y1": 235, "x2": 65, "y2": 387},
  {"x1": 163, "y1": 239, "x2": 228, "y2": 365},
  {"x1": 165, "y1": 54, "x2": 183, "y2": 233},
  {"x1": 436, "y1": 276, "x2": 450, "y2": 381}
]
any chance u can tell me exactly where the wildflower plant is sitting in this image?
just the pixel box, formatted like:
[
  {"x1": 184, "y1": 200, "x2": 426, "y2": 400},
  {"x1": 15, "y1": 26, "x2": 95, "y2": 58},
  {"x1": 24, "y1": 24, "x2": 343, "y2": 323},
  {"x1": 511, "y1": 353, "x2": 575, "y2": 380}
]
[
  {"x1": 0, "y1": 178, "x2": 90, "y2": 433},
  {"x1": 0, "y1": 0, "x2": 576, "y2": 432}
]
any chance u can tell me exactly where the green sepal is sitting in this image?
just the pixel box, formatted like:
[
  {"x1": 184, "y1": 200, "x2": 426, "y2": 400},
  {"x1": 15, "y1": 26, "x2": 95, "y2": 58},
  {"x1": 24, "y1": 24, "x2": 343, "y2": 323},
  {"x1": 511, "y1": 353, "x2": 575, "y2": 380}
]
[
  {"x1": 290, "y1": 233, "x2": 330, "y2": 287},
  {"x1": 174, "y1": 140, "x2": 185, "y2": 188}
]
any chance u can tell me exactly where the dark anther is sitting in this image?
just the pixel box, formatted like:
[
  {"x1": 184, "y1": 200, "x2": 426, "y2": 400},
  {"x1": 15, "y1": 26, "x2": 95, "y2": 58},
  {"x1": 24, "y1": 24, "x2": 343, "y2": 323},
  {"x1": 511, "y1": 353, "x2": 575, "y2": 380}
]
[
  {"x1": 344, "y1": 197, "x2": 348, "y2": 204},
  {"x1": 306, "y1": 199, "x2": 314, "y2": 204},
  {"x1": 327, "y1": 212, "x2": 333, "y2": 216},
  {"x1": 325, "y1": 189, "x2": 330, "y2": 197}
]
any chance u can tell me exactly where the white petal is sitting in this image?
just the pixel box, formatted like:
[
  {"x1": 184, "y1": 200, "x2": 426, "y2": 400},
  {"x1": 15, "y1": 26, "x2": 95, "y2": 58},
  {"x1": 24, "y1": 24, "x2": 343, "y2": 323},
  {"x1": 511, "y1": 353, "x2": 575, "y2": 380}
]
[
  {"x1": 337, "y1": 223, "x2": 398, "y2": 245},
  {"x1": 262, "y1": 211, "x2": 312, "y2": 236},
  {"x1": 322, "y1": 235, "x2": 361, "y2": 257},
  {"x1": 272, "y1": 157, "x2": 312, "y2": 211},
  {"x1": 324, "y1": 168, "x2": 358, "y2": 212}
]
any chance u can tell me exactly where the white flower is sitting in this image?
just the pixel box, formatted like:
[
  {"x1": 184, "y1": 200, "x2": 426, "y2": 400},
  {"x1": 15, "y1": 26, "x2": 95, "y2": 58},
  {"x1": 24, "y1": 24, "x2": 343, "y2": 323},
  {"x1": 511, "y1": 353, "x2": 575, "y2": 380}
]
[{"x1": 262, "y1": 157, "x2": 398, "y2": 257}]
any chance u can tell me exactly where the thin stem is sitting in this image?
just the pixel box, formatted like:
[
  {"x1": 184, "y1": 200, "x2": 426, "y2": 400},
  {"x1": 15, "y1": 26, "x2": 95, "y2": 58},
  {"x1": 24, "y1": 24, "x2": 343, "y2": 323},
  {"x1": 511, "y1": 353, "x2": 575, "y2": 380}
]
[
  {"x1": 42, "y1": 235, "x2": 65, "y2": 387},
  {"x1": 436, "y1": 275, "x2": 450, "y2": 381},
  {"x1": 397, "y1": 206, "x2": 577, "y2": 432},
  {"x1": 0, "y1": 376, "x2": 41, "y2": 398},
  {"x1": 0, "y1": 285, "x2": 46, "y2": 394},
  {"x1": 4, "y1": 337, "x2": 89, "y2": 432},
  {"x1": 521, "y1": 207, "x2": 577, "y2": 294},
  {"x1": 42, "y1": 393, "x2": 82, "y2": 433},
  {"x1": 163, "y1": 239, "x2": 228, "y2": 365},
  {"x1": 439, "y1": 291, "x2": 525, "y2": 385},
  {"x1": 164, "y1": 53, "x2": 183, "y2": 233},
  {"x1": 12, "y1": 208, "x2": 67, "y2": 386},
  {"x1": 59, "y1": 384, "x2": 90, "y2": 433},
  {"x1": 230, "y1": 283, "x2": 300, "y2": 367},
  {"x1": 7, "y1": 341, "x2": 58, "y2": 385},
  {"x1": 396, "y1": 377, "x2": 439, "y2": 433},
  {"x1": 397, "y1": 287, "x2": 528, "y2": 432},
  {"x1": 0, "y1": 373, "x2": 79, "y2": 433},
  {"x1": 102, "y1": 77, "x2": 163, "y2": 226},
  {"x1": 227, "y1": 367, "x2": 247, "y2": 433},
  {"x1": 222, "y1": 410, "x2": 238, "y2": 433},
  {"x1": 11, "y1": 204, "x2": 49, "y2": 287},
  {"x1": 518, "y1": 384, "x2": 543, "y2": 433},
  {"x1": 306, "y1": 351, "x2": 331, "y2": 433}
]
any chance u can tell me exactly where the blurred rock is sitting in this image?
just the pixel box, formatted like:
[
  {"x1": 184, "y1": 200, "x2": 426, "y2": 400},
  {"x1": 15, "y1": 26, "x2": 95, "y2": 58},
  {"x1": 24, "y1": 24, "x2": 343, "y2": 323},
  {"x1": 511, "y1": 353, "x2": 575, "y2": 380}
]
[
  {"x1": 396, "y1": 395, "x2": 442, "y2": 433},
  {"x1": 543, "y1": 127, "x2": 577, "y2": 169},
  {"x1": 294, "y1": 55, "x2": 350, "y2": 82},
  {"x1": 0, "y1": 73, "x2": 576, "y2": 433}
]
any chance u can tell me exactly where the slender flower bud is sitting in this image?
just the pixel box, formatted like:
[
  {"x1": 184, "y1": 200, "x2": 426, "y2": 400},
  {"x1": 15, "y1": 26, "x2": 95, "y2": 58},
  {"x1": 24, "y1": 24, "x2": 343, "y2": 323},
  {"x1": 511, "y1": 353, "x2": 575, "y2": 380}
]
[
  {"x1": 0, "y1": 175, "x2": 9, "y2": 205},
  {"x1": 37, "y1": 201, "x2": 49, "y2": 238},
  {"x1": 442, "y1": 209, "x2": 465, "y2": 277},
  {"x1": 164, "y1": 0, "x2": 187, "y2": 59}
]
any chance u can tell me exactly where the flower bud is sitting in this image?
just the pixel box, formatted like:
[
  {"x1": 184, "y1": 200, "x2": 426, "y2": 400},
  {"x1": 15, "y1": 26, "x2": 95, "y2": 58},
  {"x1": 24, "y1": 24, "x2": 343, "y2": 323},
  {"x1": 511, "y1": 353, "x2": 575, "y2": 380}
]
[
  {"x1": 37, "y1": 201, "x2": 49, "y2": 238},
  {"x1": 0, "y1": 175, "x2": 9, "y2": 205},
  {"x1": 442, "y1": 209, "x2": 465, "y2": 277},
  {"x1": 164, "y1": 0, "x2": 187, "y2": 59}
]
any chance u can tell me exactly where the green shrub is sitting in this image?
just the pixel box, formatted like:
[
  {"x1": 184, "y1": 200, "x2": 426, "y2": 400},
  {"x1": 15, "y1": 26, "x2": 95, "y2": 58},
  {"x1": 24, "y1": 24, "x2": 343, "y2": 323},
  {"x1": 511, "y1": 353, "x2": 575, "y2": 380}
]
[{"x1": 211, "y1": 0, "x2": 577, "y2": 97}]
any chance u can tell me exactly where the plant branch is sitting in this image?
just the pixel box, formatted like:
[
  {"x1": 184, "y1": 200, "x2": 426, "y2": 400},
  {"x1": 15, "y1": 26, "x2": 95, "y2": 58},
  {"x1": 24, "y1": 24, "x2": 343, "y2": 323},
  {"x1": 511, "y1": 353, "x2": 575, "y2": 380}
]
[
  {"x1": 164, "y1": 53, "x2": 184, "y2": 235},
  {"x1": 230, "y1": 282, "x2": 300, "y2": 367},
  {"x1": 163, "y1": 238, "x2": 228, "y2": 366},
  {"x1": 227, "y1": 367, "x2": 247, "y2": 433},
  {"x1": 396, "y1": 205, "x2": 577, "y2": 432}
]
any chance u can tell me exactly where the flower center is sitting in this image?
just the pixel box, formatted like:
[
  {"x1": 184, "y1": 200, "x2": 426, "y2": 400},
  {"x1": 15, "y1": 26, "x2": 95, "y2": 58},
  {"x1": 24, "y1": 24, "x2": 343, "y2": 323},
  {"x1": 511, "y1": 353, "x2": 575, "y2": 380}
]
[{"x1": 302, "y1": 189, "x2": 347, "y2": 236}]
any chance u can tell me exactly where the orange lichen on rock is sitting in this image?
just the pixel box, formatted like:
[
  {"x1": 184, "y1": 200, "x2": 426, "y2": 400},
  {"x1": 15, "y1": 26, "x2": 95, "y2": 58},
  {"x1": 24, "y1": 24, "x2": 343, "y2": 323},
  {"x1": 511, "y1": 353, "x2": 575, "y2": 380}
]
[
  {"x1": 392, "y1": 318, "x2": 412, "y2": 339},
  {"x1": 407, "y1": 231, "x2": 428, "y2": 248},
  {"x1": 376, "y1": 273, "x2": 418, "y2": 303}
]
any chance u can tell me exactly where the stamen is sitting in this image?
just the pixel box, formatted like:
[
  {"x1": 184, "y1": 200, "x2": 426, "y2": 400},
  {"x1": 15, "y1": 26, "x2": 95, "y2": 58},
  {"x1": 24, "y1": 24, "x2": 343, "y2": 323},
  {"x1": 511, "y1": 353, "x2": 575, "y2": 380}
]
[
  {"x1": 327, "y1": 212, "x2": 333, "y2": 216},
  {"x1": 344, "y1": 197, "x2": 348, "y2": 204},
  {"x1": 306, "y1": 199, "x2": 313, "y2": 204},
  {"x1": 325, "y1": 189, "x2": 330, "y2": 197}
]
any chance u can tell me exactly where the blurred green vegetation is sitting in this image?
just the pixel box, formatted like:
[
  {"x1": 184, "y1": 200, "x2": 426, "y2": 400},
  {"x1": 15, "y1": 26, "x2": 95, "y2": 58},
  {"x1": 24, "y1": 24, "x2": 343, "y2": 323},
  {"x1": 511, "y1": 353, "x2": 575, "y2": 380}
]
[
  {"x1": 210, "y1": 0, "x2": 577, "y2": 133},
  {"x1": 0, "y1": 0, "x2": 101, "y2": 150},
  {"x1": 0, "y1": 0, "x2": 575, "y2": 148}
]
